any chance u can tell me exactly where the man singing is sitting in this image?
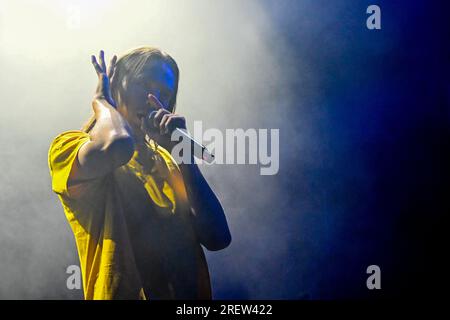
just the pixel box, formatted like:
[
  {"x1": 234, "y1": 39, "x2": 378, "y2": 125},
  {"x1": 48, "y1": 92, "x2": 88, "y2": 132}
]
[{"x1": 48, "y1": 47, "x2": 231, "y2": 300}]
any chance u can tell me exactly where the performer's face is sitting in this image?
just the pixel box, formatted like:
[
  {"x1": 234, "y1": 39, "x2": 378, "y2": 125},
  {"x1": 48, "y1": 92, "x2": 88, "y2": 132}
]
[{"x1": 118, "y1": 59, "x2": 177, "y2": 142}]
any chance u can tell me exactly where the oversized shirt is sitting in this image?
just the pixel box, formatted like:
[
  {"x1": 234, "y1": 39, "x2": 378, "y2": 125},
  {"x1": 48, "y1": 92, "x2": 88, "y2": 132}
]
[{"x1": 48, "y1": 130, "x2": 211, "y2": 300}]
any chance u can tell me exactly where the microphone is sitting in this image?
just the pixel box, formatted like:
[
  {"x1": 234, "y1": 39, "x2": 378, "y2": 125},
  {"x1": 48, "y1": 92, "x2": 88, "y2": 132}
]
[{"x1": 145, "y1": 111, "x2": 215, "y2": 163}]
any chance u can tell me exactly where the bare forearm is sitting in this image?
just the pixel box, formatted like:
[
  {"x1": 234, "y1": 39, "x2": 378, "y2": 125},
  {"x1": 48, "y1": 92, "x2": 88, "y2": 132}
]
[
  {"x1": 179, "y1": 160, "x2": 231, "y2": 250},
  {"x1": 140, "y1": 92, "x2": 231, "y2": 250},
  {"x1": 72, "y1": 100, "x2": 135, "y2": 182},
  {"x1": 90, "y1": 99, "x2": 134, "y2": 147},
  {"x1": 69, "y1": 51, "x2": 135, "y2": 183}
]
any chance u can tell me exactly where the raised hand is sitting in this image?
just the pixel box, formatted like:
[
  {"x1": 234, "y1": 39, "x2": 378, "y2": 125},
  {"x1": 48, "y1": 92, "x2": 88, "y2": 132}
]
[
  {"x1": 145, "y1": 93, "x2": 187, "y2": 135},
  {"x1": 91, "y1": 50, "x2": 117, "y2": 108},
  {"x1": 141, "y1": 93, "x2": 187, "y2": 152}
]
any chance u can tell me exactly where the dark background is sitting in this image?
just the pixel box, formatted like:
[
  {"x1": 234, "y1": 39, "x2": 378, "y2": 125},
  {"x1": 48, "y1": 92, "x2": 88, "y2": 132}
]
[{"x1": 249, "y1": 0, "x2": 448, "y2": 299}]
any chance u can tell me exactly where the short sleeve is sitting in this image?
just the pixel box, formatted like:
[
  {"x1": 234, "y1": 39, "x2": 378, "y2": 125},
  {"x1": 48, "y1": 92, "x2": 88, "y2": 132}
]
[{"x1": 48, "y1": 130, "x2": 91, "y2": 198}]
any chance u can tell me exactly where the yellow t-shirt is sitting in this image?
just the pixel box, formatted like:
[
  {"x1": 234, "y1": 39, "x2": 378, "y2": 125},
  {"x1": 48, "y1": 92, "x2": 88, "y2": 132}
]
[{"x1": 48, "y1": 130, "x2": 211, "y2": 300}]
